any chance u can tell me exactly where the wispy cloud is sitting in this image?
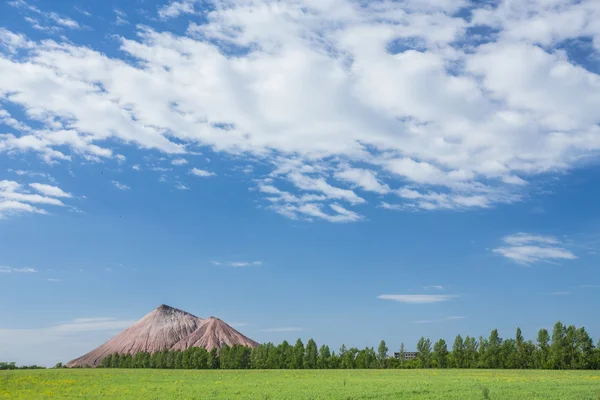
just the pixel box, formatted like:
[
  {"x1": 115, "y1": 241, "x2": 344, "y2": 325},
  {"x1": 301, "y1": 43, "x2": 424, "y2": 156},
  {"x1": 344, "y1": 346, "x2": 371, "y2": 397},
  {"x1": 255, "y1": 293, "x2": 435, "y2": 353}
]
[
  {"x1": 9, "y1": 0, "x2": 80, "y2": 30},
  {"x1": 190, "y1": 168, "x2": 216, "y2": 177},
  {"x1": 0, "y1": 316, "x2": 134, "y2": 366},
  {"x1": 113, "y1": 9, "x2": 128, "y2": 26},
  {"x1": 0, "y1": 266, "x2": 37, "y2": 273},
  {"x1": 0, "y1": 317, "x2": 134, "y2": 339},
  {"x1": 377, "y1": 294, "x2": 457, "y2": 304},
  {"x1": 158, "y1": 0, "x2": 198, "y2": 19},
  {"x1": 493, "y1": 233, "x2": 577, "y2": 265},
  {"x1": 47, "y1": 278, "x2": 62, "y2": 282},
  {"x1": 212, "y1": 261, "x2": 262, "y2": 267},
  {"x1": 547, "y1": 291, "x2": 570, "y2": 296},
  {"x1": 581, "y1": 284, "x2": 600, "y2": 288},
  {"x1": 175, "y1": 182, "x2": 189, "y2": 190},
  {"x1": 424, "y1": 285, "x2": 445, "y2": 290},
  {"x1": 172, "y1": 159, "x2": 188, "y2": 166},
  {"x1": 111, "y1": 181, "x2": 130, "y2": 191},
  {"x1": 1, "y1": 180, "x2": 73, "y2": 218},
  {"x1": 29, "y1": 183, "x2": 71, "y2": 198}
]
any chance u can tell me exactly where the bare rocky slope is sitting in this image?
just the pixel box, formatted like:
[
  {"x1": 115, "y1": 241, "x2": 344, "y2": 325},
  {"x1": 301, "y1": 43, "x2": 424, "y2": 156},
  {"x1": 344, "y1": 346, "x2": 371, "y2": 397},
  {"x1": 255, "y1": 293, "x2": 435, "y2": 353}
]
[
  {"x1": 171, "y1": 316, "x2": 259, "y2": 351},
  {"x1": 66, "y1": 305, "x2": 257, "y2": 367}
]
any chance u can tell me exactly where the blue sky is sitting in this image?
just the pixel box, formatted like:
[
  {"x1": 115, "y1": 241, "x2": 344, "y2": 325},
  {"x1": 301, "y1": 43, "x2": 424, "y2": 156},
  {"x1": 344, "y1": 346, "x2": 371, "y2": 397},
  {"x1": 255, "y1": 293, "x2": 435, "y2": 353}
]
[{"x1": 1, "y1": 0, "x2": 600, "y2": 366}]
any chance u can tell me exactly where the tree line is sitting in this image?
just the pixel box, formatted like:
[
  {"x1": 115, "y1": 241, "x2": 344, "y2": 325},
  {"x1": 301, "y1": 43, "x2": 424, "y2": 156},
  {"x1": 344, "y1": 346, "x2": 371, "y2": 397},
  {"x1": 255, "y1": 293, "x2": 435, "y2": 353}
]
[
  {"x1": 0, "y1": 362, "x2": 45, "y2": 370},
  {"x1": 97, "y1": 321, "x2": 600, "y2": 370}
]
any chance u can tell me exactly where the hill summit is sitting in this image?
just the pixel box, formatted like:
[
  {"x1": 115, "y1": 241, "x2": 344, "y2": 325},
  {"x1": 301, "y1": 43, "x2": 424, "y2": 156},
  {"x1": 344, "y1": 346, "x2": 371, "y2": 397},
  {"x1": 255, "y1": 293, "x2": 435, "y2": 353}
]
[{"x1": 66, "y1": 305, "x2": 258, "y2": 367}]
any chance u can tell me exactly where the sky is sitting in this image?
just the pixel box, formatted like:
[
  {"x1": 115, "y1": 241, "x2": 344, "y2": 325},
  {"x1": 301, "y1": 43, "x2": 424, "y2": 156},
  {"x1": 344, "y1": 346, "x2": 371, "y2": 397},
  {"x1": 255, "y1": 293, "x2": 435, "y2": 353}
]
[{"x1": 1, "y1": 0, "x2": 600, "y2": 367}]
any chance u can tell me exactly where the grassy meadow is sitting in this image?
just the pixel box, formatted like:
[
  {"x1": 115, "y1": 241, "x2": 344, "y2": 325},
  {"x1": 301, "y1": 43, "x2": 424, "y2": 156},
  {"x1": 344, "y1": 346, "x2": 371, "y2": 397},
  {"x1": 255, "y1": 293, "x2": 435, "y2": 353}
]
[{"x1": 2, "y1": 369, "x2": 600, "y2": 399}]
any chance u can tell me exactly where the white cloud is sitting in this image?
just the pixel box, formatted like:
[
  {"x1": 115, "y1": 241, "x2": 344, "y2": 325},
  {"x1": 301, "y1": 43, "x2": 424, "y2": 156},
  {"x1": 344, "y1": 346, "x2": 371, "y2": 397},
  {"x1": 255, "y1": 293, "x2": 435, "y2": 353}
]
[
  {"x1": 424, "y1": 285, "x2": 444, "y2": 290},
  {"x1": 493, "y1": 233, "x2": 577, "y2": 265},
  {"x1": 111, "y1": 181, "x2": 130, "y2": 191},
  {"x1": 377, "y1": 294, "x2": 457, "y2": 304},
  {"x1": 11, "y1": 170, "x2": 55, "y2": 183},
  {"x1": 0, "y1": 179, "x2": 72, "y2": 218},
  {"x1": 114, "y1": 9, "x2": 128, "y2": 26},
  {"x1": 190, "y1": 168, "x2": 216, "y2": 177},
  {"x1": 158, "y1": 0, "x2": 198, "y2": 19},
  {"x1": 214, "y1": 260, "x2": 262, "y2": 267},
  {"x1": 548, "y1": 291, "x2": 570, "y2": 296},
  {"x1": 47, "y1": 278, "x2": 62, "y2": 282},
  {"x1": 171, "y1": 158, "x2": 188, "y2": 166},
  {"x1": 0, "y1": 266, "x2": 37, "y2": 273},
  {"x1": 334, "y1": 167, "x2": 390, "y2": 194},
  {"x1": 287, "y1": 173, "x2": 365, "y2": 205},
  {"x1": 1, "y1": 0, "x2": 600, "y2": 221},
  {"x1": 175, "y1": 182, "x2": 189, "y2": 190},
  {"x1": 9, "y1": 0, "x2": 80, "y2": 30},
  {"x1": 29, "y1": 183, "x2": 71, "y2": 198}
]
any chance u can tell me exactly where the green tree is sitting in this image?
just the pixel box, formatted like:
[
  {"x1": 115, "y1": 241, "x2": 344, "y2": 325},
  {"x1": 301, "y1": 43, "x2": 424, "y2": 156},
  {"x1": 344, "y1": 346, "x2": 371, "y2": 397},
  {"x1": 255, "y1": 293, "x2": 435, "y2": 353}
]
[
  {"x1": 416, "y1": 337, "x2": 432, "y2": 368},
  {"x1": 516, "y1": 327, "x2": 525, "y2": 368},
  {"x1": 550, "y1": 321, "x2": 567, "y2": 369},
  {"x1": 433, "y1": 339, "x2": 449, "y2": 368},
  {"x1": 564, "y1": 325, "x2": 578, "y2": 368},
  {"x1": 377, "y1": 340, "x2": 388, "y2": 368},
  {"x1": 536, "y1": 328, "x2": 550, "y2": 369},
  {"x1": 208, "y1": 348, "x2": 219, "y2": 369},
  {"x1": 452, "y1": 335, "x2": 465, "y2": 368},
  {"x1": 464, "y1": 336, "x2": 479, "y2": 368},
  {"x1": 575, "y1": 327, "x2": 594, "y2": 369},
  {"x1": 304, "y1": 339, "x2": 318, "y2": 369},
  {"x1": 486, "y1": 329, "x2": 502, "y2": 368},
  {"x1": 317, "y1": 345, "x2": 331, "y2": 369},
  {"x1": 293, "y1": 339, "x2": 305, "y2": 369}
]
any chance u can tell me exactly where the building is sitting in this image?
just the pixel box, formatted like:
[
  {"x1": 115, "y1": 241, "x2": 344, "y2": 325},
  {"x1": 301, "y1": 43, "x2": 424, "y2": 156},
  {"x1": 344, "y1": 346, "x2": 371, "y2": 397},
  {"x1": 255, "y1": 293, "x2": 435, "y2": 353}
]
[{"x1": 393, "y1": 351, "x2": 418, "y2": 361}]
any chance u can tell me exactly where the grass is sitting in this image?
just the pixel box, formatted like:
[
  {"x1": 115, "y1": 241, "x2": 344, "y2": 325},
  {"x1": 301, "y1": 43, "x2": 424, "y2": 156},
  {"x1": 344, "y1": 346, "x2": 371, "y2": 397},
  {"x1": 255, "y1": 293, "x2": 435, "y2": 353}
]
[{"x1": 2, "y1": 369, "x2": 600, "y2": 399}]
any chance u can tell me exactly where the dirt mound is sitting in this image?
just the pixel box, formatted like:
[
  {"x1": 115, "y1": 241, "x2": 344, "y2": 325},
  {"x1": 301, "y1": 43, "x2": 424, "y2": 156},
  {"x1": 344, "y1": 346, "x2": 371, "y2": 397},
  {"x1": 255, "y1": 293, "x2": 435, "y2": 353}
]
[
  {"x1": 172, "y1": 317, "x2": 259, "y2": 351},
  {"x1": 66, "y1": 305, "x2": 258, "y2": 367},
  {"x1": 66, "y1": 305, "x2": 202, "y2": 367}
]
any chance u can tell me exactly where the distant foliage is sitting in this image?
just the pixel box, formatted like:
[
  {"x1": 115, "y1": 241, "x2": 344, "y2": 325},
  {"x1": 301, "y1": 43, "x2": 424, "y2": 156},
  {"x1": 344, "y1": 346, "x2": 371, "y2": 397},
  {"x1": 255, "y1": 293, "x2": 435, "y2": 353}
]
[
  {"x1": 0, "y1": 362, "x2": 45, "y2": 370},
  {"x1": 98, "y1": 321, "x2": 600, "y2": 370}
]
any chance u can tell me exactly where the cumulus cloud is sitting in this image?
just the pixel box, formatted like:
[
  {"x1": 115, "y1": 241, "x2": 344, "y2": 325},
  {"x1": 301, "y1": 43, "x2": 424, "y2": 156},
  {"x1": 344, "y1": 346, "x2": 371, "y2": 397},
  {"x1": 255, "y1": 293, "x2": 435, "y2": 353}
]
[
  {"x1": 493, "y1": 233, "x2": 577, "y2": 265},
  {"x1": 0, "y1": 180, "x2": 73, "y2": 218},
  {"x1": 1, "y1": 0, "x2": 600, "y2": 221},
  {"x1": 172, "y1": 158, "x2": 188, "y2": 166},
  {"x1": 190, "y1": 168, "x2": 216, "y2": 177},
  {"x1": 158, "y1": 0, "x2": 198, "y2": 19},
  {"x1": 377, "y1": 294, "x2": 457, "y2": 304},
  {"x1": 334, "y1": 166, "x2": 390, "y2": 194}
]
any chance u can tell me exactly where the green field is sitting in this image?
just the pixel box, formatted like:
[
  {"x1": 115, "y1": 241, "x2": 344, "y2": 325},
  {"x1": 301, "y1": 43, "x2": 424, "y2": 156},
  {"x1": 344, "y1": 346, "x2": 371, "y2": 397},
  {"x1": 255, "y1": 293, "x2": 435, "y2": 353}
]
[{"x1": 2, "y1": 369, "x2": 600, "y2": 399}]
